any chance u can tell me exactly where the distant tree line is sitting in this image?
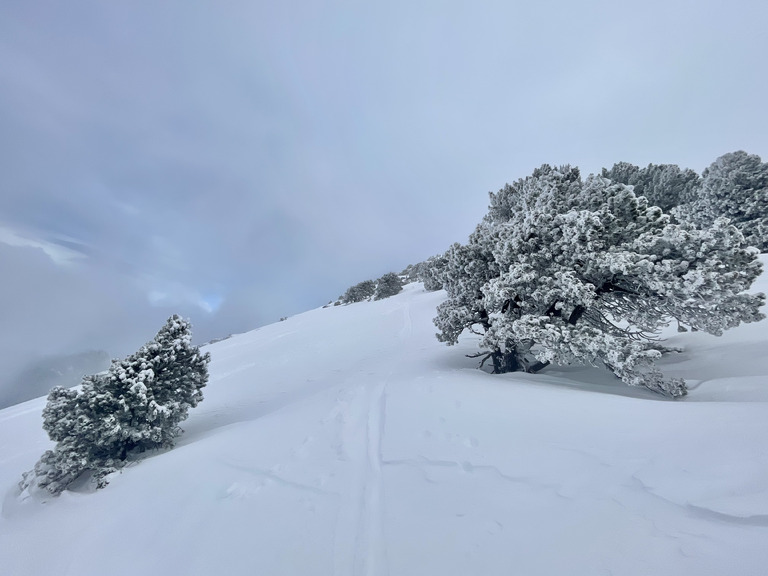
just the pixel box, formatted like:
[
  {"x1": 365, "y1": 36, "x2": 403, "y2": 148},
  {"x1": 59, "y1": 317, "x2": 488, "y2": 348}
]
[{"x1": 334, "y1": 272, "x2": 405, "y2": 305}]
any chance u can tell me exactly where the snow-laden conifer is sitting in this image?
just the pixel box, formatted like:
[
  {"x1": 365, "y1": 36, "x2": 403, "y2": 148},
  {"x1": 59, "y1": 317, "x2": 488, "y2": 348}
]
[
  {"x1": 418, "y1": 253, "x2": 449, "y2": 291},
  {"x1": 400, "y1": 263, "x2": 421, "y2": 284},
  {"x1": 602, "y1": 162, "x2": 700, "y2": 213},
  {"x1": 681, "y1": 151, "x2": 768, "y2": 252},
  {"x1": 374, "y1": 272, "x2": 404, "y2": 300},
  {"x1": 341, "y1": 280, "x2": 376, "y2": 303},
  {"x1": 20, "y1": 316, "x2": 210, "y2": 496},
  {"x1": 435, "y1": 165, "x2": 765, "y2": 397}
]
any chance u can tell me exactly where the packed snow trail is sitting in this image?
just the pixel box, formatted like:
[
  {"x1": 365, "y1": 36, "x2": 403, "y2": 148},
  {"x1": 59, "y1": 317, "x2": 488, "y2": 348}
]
[
  {"x1": 330, "y1": 380, "x2": 388, "y2": 576},
  {"x1": 2, "y1": 273, "x2": 768, "y2": 576},
  {"x1": 346, "y1": 380, "x2": 388, "y2": 576}
]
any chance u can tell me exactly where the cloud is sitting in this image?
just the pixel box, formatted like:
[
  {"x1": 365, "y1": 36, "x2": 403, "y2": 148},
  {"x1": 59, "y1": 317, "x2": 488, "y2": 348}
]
[
  {"x1": 0, "y1": 225, "x2": 87, "y2": 266},
  {"x1": 0, "y1": 239, "x2": 230, "y2": 400}
]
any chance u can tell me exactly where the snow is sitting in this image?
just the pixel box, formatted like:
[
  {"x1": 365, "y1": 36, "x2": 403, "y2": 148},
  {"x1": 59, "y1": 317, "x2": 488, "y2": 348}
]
[{"x1": 1, "y1": 259, "x2": 767, "y2": 575}]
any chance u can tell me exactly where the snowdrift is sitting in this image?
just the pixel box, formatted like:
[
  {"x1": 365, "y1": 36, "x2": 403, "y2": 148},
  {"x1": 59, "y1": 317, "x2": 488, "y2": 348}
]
[{"x1": 1, "y1": 259, "x2": 767, "y2": 575}]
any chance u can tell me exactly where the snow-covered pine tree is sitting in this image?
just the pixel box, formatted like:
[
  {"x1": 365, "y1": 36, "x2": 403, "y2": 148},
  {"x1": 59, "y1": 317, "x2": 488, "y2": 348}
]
[
  {"x1": 435, "y1": 238, "x2": 507, "y2": 367},
  {"x1": 602, "y1": 162, "x2": 700, "y2": 213},
  {"x1": 20, "y1": 316, "x2": 210, "y2": 496},
  {"x1": 435, "y1": 164, "x2": 765, "y2": 397},
  {"x1": 436, "y1": 166, "x2": 578, "y2": 374},
  {"x1": 21, "y1": 386, "x2": 90, "y2": 495},
  {"x1": 341, "y1": 279, "x2": 376, "y2": 303},
  {"x1": 682, "y1": 151, "x2": 768, "y2": 252},
  {"x1": 102, "y1": 314, "x2": 210, "y2": 456},
  {"x1": 374, "y1": 272, "x2": 404, "y2": 300},
  {"x1": 418, "y1": 252, "x2": 449, "y2": 291},
  {"x1": 400, "y1": 263, "x2": 421, "y2": 284}
]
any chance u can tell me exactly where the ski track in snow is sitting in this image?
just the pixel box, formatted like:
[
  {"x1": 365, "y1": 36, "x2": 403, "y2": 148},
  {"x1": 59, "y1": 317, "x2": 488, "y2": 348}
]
[
  {"x1": 357, "y1": 380, "x2": 388, "y2": 576},
  {"x1": 348, "y1": 299, "x2": 413, "y2": 576},
  {"x1": 335, "y1": 301, "x2": 411, "y2": 575},
  {"x1": 331, "y1": 380, "x2": 389, "y2": 576}
]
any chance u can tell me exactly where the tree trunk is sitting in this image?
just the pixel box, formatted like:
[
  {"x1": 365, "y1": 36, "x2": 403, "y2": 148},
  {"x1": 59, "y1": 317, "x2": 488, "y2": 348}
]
[
  {"x1": 491, "y1": 349, "x2": 520, "y2": 373},
  {"x1": 568, "y1": 305, "x2": 586, "y2": 325},
  {"x1": 526, "y1": 360, "x2": 550, "y2": 373}
]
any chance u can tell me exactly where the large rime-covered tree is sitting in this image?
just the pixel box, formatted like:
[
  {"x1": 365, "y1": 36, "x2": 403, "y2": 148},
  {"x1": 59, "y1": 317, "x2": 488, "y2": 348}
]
[
  {"x1": 21, "y1": 315, "x2": 210, "y2": 496},
  {"x1": 683, "y1": 151, "x2": 768, "y2": 252},
  {"x1": 435, "y1": 164, "x2": 765, "y2": 398},
  {"x1": 601, "y1": 161, "x2": 700, "y2": 213}
]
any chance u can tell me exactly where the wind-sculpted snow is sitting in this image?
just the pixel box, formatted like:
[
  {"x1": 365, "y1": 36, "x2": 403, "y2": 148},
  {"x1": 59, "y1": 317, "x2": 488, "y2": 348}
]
[{"x1": 1, "y1": 268, "x2": 767, "y2": 575}]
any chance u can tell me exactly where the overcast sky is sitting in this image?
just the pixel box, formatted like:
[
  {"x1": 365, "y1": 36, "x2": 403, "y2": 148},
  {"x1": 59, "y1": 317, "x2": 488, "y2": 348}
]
[{"x1": 1, "y1": 0, "x2": 766, "y2": 399}]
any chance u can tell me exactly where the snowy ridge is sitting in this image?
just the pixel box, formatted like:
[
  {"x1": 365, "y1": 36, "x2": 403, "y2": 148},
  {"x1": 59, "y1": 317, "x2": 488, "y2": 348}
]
[{"x1": 1, "y1": 263, "x2": 767, "y2": 575}]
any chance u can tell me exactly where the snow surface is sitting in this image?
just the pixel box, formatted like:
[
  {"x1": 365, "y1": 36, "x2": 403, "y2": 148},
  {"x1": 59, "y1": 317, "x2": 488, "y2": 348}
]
[{"x1": 2, "y1": 258, "x2": 768, "y2": 575}]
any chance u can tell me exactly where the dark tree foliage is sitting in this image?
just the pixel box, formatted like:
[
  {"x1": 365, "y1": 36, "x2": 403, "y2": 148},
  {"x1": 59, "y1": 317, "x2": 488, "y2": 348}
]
[
  {"x1": 684, "y1": 151, "x2": 768, "y2": 252},
  {"x1": 602, "y1": 162, "x2": 700, "y2": 213},
  {"x1": 419, "y1": 253, "x2": 449, "y2": 291},
  {"x1": 21, "y1": 316, "x2": 210, "y2": 496},
  {"x1": 374, "y1": 272, "x2": 404, "y2": 300},
  {"x1": 341, "y1": 280, "x2": 376, "y2": 303},
  {"x1": 400, "y1": 263, "x2": 422, "y2": 284}
]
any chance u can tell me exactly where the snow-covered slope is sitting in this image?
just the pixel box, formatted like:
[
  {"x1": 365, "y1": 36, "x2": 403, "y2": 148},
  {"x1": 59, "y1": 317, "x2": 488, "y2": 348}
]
[{"x1": 2, "y1": 262, "x2": 768, "y2": 576}]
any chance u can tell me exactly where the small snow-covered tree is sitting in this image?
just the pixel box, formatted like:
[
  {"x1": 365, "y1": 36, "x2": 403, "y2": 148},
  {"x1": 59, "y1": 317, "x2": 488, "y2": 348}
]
[
  {"x1": 101, "y1": 315, "x2": 210, "y2": 455},
  {"x1": 682, "y1": 151, "x2": 768, "y2": 251},
  {"x1": 400, "y1": 263, "x2": 421, "y2": 284},
  {"x1": 341, "y1": 279, "x2": 376, "y2": 303},
  {"x1": 435, "y1": 164, "x2": 765, "y2": 397},
  {"x1": 21, "y1": 315, "x2": 210, "y2": 496},
  {"x1": 374, "y1": 272, "x2": 403, "y2": 300},
  {"x1": 419, "y1": 252, "x2": 449, "y2": 291}
]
